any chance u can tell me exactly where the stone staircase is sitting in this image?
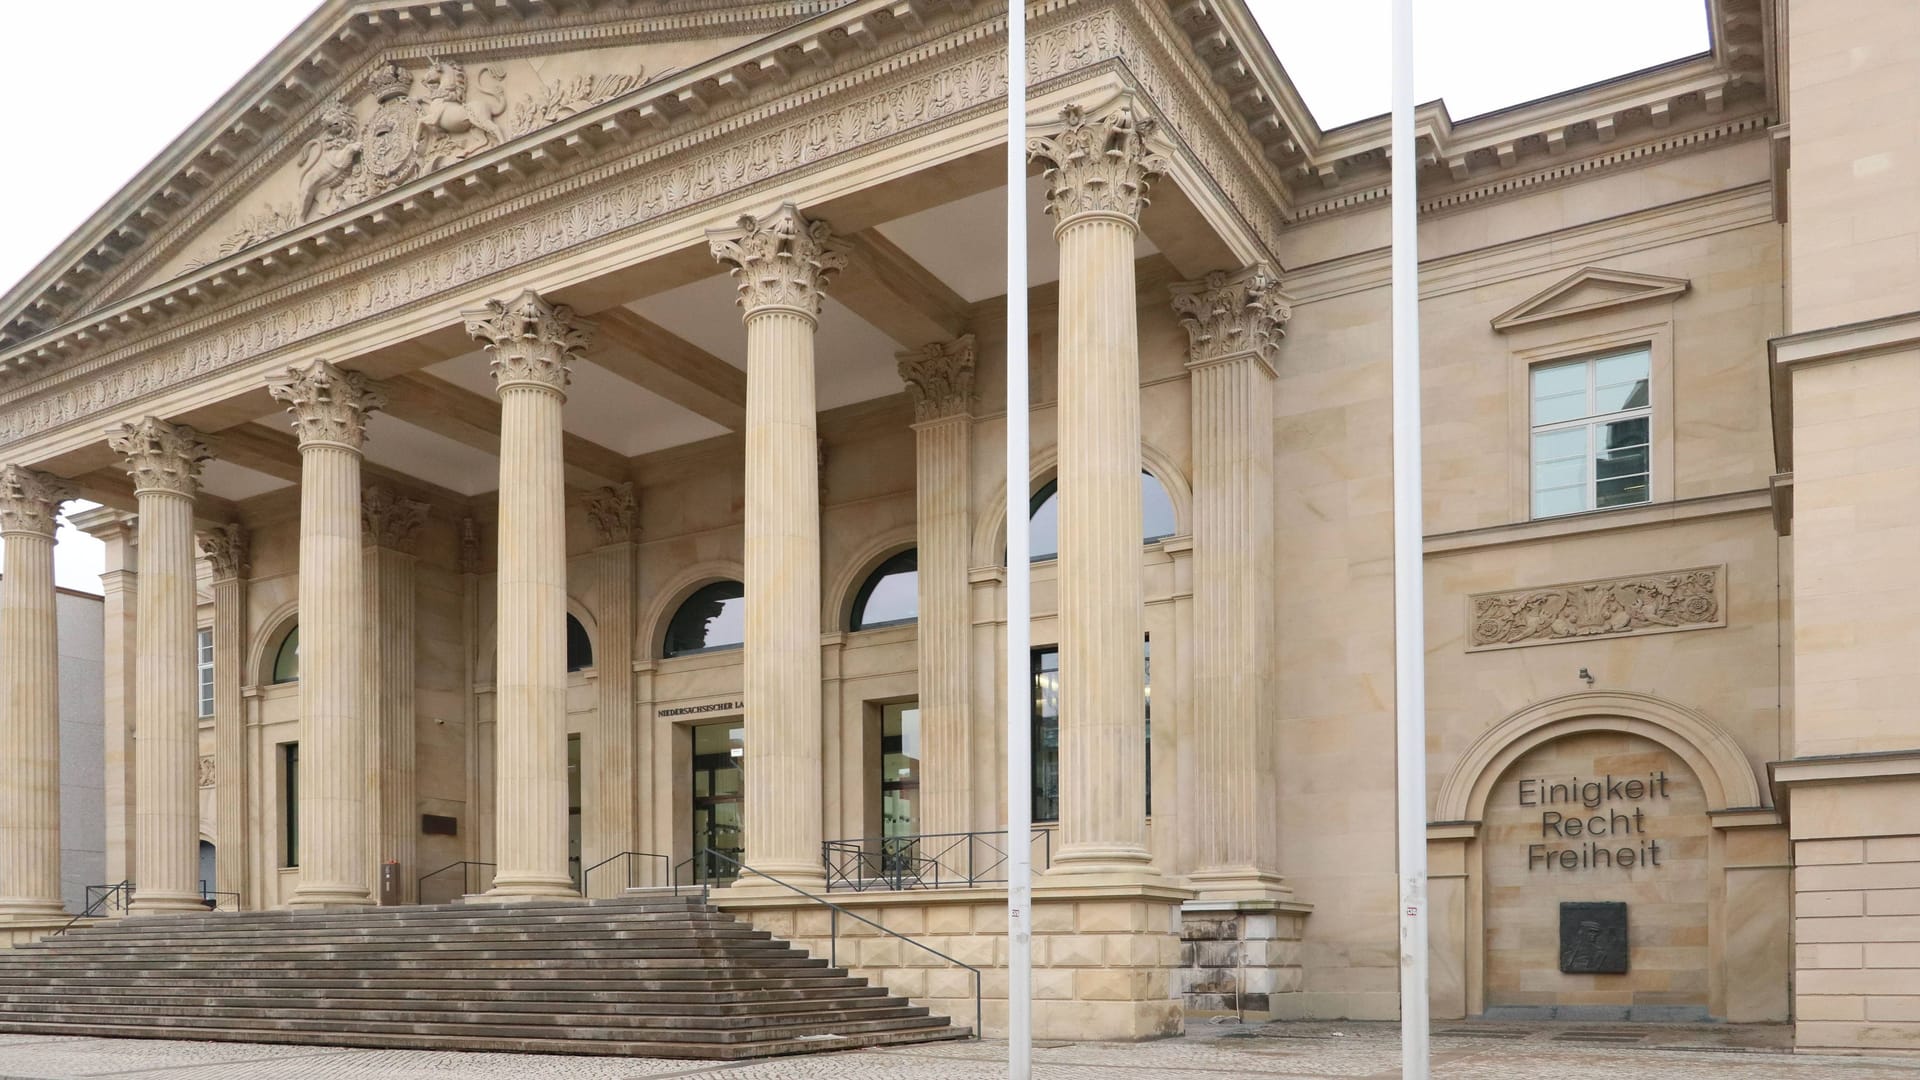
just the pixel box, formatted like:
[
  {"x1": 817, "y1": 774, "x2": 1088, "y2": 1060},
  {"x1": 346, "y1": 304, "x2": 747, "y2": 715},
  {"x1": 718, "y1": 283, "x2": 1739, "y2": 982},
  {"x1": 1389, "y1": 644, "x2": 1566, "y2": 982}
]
[{"x1": 0, "y1": 894, "x2": 967, "y2": 1059}]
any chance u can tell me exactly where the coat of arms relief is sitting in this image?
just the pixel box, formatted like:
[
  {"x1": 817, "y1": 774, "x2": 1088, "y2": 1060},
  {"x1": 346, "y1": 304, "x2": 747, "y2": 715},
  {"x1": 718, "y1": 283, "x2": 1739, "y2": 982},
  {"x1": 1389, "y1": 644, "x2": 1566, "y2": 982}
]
[{"x1": 187, "y1": 59, "x2": 662, "y2": 270}]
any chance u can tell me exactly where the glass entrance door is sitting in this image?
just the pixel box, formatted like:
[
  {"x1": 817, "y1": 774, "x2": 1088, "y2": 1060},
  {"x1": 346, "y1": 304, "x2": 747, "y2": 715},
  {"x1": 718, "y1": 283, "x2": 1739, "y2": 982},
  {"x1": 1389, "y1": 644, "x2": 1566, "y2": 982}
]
[{"x1": 691, "y1": 721, "x2": 745, "y2": 882}]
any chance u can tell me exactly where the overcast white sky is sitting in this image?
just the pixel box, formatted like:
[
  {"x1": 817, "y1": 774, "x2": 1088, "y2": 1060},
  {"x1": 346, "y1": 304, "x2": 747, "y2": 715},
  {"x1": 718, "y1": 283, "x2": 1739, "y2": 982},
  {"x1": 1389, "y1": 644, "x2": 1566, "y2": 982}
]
[{"x1": 0, "y1": 0, "x2": 1708, "y2": 593}]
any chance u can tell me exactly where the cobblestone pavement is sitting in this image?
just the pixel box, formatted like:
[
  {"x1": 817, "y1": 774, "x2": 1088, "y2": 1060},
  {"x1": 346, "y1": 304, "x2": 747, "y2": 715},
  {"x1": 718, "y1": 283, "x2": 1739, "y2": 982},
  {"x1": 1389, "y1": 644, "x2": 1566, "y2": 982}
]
[{"x1": 0, "y1": 1023, "x2": 1913, "y2": 1079}]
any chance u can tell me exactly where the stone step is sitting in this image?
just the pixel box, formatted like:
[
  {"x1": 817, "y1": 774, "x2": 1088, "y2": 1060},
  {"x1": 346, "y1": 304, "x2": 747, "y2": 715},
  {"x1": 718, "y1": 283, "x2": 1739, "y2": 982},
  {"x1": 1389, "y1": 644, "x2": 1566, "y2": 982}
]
[
  {"x1": 0, "y1": 987, "x2": 906, "y2": 1013},
  {"x1": 3, "y1": 999, "x2": 933, "y2": 1032},
  {"x1": 16, "y1": 943, "x2": 806, "y2": 961},
  {"x1": 28, "y1": 927, "x2": 771, "y2": 948},
  {"x1": 2, "y1": 974, "x2": 878, "y2": 993},
  {"x1": 0, "y1": 1018, "x2": 970, "y2": 1061}
]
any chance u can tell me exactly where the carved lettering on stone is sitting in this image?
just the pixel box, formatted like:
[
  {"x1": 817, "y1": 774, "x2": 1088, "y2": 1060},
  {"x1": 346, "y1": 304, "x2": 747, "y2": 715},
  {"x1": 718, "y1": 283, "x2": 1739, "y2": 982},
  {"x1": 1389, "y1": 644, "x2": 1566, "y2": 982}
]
[
  {"x1": 464, "y1": 289, "x2": 594, "y2": 394},
  {"x1": 106, "y1": 418, "x2": 213, "y2": 498},
  {"x1": 0, "y1": 465, "x2": 76, "y2": 537},
  {"x1": 1028, "y1": 103, "x2": 1171, "y2": 226},
  {"x1": 584, "y1": 482, "x2": 639, "y2": 546},
  {"x1": 266, "y1": 360, "x2": 386, "y2": 452},
  {"x1": 1467, "y1": 566, "x2": 1724, "y2": 651},
  {"x1": 708, "y1": 205, "x2": 850, "y2": 319},
  {"x1": 898, "y1": 336, "x2": 976, "y2": 423},
  {"x1": 198, "y1": 523, "x2": 250, "y2": 580},
  {"x1": 1170, "y1": 265, "x2": 1292, "y2": 370},
  {"x1": 362, "y1": 485, "x2": 429, "y2": 553}
]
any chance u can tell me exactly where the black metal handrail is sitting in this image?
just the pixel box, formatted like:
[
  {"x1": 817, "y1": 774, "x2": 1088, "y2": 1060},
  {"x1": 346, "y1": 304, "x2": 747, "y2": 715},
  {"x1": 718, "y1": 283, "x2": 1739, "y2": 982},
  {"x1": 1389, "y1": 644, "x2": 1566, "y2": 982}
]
[
  {"x1": 52, "y1": 881, "x2": 135, "y2": 936},
  {"x1": 672, "y1": 849, "x2": 981, "y2": 1041},
  {"x1": 580, "y1": 851, "x2": 674, "y2": 898},
  {"x1": 822, "y1": 828, "x2": 1054, "y2": 892},
  {"x1": 416, "y1": 860, "x2": 495, "y2": 905},
  {"x1": 198, "y1": 885, "x2": 241, "y2": 912}
]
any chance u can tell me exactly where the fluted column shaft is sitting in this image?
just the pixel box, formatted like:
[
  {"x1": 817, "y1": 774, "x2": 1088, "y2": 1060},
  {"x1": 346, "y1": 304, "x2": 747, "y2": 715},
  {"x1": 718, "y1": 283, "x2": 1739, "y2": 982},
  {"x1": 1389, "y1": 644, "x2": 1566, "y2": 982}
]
[
  {"x1": 466, "y1": 289, "x2": 594, "y2": 901},
  {"x1": 201, "y1": 527, "x2": 249, "y2": 908},
  {"x1": 0, "y1": 468, "x2": 74, "y2": 916},
  {"x1": 901, "y1": 338, "x2": 975, "y2": 838},
  {"x1": 361, "y1": 489, "x2": 425, "y2": 903},
  {"x1": 586, "y1": 485, "x2": 640, "y2": 886},
  {"x1": 269, "y1": 361, "x2": 384, "y2": 908},
  {"x1": 711, "y1": 206, "x2": 848, "y2": 886},
  {"x1": 1173, "y1": 265, "x2": 1291, "y2": 897},
  {"x1": 110, "y1": 418, "x2": 213, "y2": 915},
  {"x1": 1030, "y1": 105, "x2": 1169, "y2": 877},
  {"x1": 95, "y1": 518, "x2": 139, "y2": 887}
]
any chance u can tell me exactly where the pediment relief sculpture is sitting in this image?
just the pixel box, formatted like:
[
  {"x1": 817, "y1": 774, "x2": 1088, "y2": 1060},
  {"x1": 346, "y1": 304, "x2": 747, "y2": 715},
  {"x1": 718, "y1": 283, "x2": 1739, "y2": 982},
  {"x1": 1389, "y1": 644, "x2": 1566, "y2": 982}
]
[
  {"x1": 1491, "y1": 267, "x2": 1691, "y2": 333},
  {"x1": 187, "y1": 60, "x2": 667, "y2": 272}
]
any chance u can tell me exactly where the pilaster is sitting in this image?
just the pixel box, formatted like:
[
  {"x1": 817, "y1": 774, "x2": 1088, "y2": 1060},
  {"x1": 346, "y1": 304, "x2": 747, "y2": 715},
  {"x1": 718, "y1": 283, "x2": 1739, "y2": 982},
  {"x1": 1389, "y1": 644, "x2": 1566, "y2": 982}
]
[
  {"x1": 0, "y1": 466, "x2": 77, "y2": 919},
  {"x1": 1171, "y1": 265, "x2": 1291, "y2": 902},
  {"x1": 198, "y1": 524, "x2": 250, "y2": 908},
  {"x1": 79, "y1": 511, "x2": 140, "y2": 890},
  {"x1": 361, "y1": 485, "x2": 425, "y2": 903},
  {"x1": 466, "y1": 289, "x2": 594, "y2": 902},
  {"x1": 709, "y1": 206, "x2": 847, "y2": 888},
  {"x1": 899, "y1": 336, "x2": 975, "y2": 839},
  {"x1": 1029, "y1": 104, "x2": 1167, "y2": 881},
  {"x1": 107, "y1": 417, "x2": 213, "y2": 915},
  {"x1": 584, "y1": 483, "x2": 640, "y2": 889},
  {"x1": 267, "y1": 359, "x2": 385, "y2": 908}
]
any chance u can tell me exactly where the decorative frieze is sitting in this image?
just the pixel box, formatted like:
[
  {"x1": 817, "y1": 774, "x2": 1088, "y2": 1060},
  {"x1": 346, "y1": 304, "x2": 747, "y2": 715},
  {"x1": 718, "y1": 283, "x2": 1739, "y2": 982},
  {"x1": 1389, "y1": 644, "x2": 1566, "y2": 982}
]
[
  {"x1": 584, "y1": 482, "x2": 639, "y2": 546},
  {"x1": 362, "y1": 486, "x2": 429, "y2": 553},
  {"x1": 464, "y1": 289, "x2": 594, "y2": 394},
  {"x1": 1171, "y1": 265, "x2": 1291, "y2": 371},
  {"x1": 708, "y1": 205, "x2": 850, "y2": 319},
  {"x1": 898, "y1": 336, "x2": 976, "y2": 424},
  {"x1": 1467, "y1": 566, "x2": 1725, "y2": 652},
  {"x1": 0, "y1": 465, "x2": 76, "y2": 537},
  {"x1": 1029, "y1": 103, "x2": 1170, "y2": 227},
  {"x1": 266, "y1": 360, "x2": 386, "y2": 452},
  {"x1": 197, "y1": 523, "x2": 250, "y2": 580},
  {"x1": 197, "y1": 755, "x2": 216, "y2": 789},
  {"x1": 106, "y1": 418, "x2": 212, "y2": 498}
]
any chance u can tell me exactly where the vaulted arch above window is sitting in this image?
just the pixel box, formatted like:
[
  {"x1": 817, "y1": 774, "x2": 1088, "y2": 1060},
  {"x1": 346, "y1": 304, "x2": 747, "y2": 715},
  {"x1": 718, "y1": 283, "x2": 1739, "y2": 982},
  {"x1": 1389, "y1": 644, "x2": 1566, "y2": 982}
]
[
  {"x1": 851, "y1": 549, "x2": 918, "y2": 631},
  {"x1": 664, "y1": 581, "x2": 745, "y2": 658},
  {"x1": 271, "y1": 624, "x2": 300, "y2": 685},
  {"x1": 566, "y1": 614, "x2": 594, "y2": 673},
  {"x1": 1027, "y1": 471, "x2": 1179, "y2": 561}
]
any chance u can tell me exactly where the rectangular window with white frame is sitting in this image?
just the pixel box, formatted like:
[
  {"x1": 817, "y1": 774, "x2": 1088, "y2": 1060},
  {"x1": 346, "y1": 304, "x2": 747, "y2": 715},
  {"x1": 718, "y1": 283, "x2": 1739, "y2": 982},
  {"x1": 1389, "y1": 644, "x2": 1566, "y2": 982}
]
[
  {"x1": 196, "y1": 627, "x2": 215, "y2": 719},
  {"x1": 1529, "y1": 347, "x2": 1653, "y2": 518}
]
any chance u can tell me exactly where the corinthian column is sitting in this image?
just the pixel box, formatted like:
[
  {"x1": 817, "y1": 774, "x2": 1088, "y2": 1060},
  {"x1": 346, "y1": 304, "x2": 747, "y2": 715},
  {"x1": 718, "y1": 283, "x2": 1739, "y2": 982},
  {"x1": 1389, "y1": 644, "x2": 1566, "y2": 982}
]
[
  {"x1": 268, "y1": 360, "x2": 385, "y2": 908},
  {"x1": 362, "y1": 486, "x2": 426, "y2": 902},
  {"x1": 0, "y1": 466, "x2": 76, "y2": 917},
  {"x1": 1172, "y1": 266, "x2": 1292, "y2": 901},
  {"x1": 108, "y1": 417, "x2": 213, "y2": 914},
  {"x1": 899, "y1": 337, "x2": 975, "y2": 839},
  {"x1": 465, "y1": 289, "x2": 594, "y2": 901},
  {"x1": 1029, "y1": 104, "x2": 1168, "y2": 877},
  {"x1": 198, "y1": 525, "x2": 250, "y2": 908},
  {"x1": 710, "y1": 206, "x2": 848, "y2": 886}
]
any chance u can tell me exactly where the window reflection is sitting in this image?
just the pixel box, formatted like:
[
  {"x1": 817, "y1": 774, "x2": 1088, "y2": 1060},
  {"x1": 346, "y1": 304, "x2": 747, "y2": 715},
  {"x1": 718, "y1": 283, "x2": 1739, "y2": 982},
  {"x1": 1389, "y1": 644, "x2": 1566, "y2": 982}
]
[
  {"x1": 852, "y1": 550, "x2": 918, "y2": 630},
  {"x1": 664, "y1": 581, "x2": 745, "y2": 657}
]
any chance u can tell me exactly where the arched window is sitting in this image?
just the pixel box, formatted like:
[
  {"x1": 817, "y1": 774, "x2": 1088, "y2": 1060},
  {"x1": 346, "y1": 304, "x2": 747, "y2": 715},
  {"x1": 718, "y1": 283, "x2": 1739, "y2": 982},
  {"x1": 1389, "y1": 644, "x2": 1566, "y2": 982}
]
[
  {"x1": 1026, "y1": 471, "x2": 1178, "y2": 560},
  {"x1": 851, "y1": 549, "x2": 918, "y2": 631},
  {"x1": 664, "y1": 581, "x2": 746, "y2": 657},
  {"x1": 566, "y1": 614, "x2": 594, "y2": 673},
  {"x1": 271, "y1": 625, "x2": 300, "y2": 684}
]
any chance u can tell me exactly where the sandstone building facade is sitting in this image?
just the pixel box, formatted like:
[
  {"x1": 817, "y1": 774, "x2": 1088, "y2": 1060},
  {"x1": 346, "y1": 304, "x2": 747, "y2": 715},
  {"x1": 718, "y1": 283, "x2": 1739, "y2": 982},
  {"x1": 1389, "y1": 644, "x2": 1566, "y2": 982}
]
[{"x1": 0, "y1": 0, "x2": 1913, "y2": 1055}]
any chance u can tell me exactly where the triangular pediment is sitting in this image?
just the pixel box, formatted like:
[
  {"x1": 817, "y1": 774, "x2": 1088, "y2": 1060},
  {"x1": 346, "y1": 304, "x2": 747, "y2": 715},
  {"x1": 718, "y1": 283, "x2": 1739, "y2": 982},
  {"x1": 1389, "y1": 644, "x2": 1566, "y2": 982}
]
[
  {"x1": 1491, "y1": 267, "x2": 1691, "y2": 332},
  {"x1": 0, "y1": 0, "x2": 821, "y2": 349}
]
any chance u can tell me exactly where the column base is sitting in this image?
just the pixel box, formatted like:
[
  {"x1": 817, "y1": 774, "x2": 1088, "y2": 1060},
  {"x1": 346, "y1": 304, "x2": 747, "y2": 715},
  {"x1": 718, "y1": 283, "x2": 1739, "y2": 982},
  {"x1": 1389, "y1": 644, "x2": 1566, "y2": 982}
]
[
  {"x1": 1045, "y1": 846, "x2": 1163, "y2": 888},
  {"x1": 128, "y1": 891, "x2": 214, "y2": 917},
  {"x1": 719, "y1": 871, "x2": 830, "y2": 899},
  {"x1": 287, "y1": 886, "x2": 374, "y2": 909},
  {"x1": 0, "y1": 900, "x2": 66, "y2": 920},
  {"x1": 1185, "y1": 868, "x2": 1293, "y2": 905},
  {"x1": 0, "y1": 913, "x2": 77, "y2": 947},
  {"x1": 483, "y1": 873, "x2": 581, "y2": 904}
]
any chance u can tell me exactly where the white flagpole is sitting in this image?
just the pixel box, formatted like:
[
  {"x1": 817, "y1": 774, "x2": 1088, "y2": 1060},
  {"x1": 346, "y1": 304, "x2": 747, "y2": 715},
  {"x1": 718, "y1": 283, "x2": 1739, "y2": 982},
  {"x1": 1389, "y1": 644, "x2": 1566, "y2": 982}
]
[
  {"x1": 1005, "y1": 0, "x2": 1033, "y2": 1075},
  {"x1": 1390, "y1": 0, "x2": 1430, "y2": 1077}
]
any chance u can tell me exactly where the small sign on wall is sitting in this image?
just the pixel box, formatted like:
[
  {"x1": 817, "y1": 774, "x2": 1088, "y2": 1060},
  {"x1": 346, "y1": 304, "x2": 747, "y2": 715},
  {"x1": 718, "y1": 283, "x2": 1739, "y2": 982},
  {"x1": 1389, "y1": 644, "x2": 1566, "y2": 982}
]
[{"x1": 1559, "y1": 901, "x2": 1628, "y2": 974}]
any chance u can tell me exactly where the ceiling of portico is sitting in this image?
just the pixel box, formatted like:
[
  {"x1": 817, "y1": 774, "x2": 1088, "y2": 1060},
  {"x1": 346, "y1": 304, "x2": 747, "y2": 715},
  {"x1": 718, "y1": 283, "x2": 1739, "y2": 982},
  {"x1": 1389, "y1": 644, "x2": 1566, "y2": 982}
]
[
  {"x1": 199, "y1": 458, "x2": 291, "y2": 503},
  {"x1": 357, "y1": 415, "x2": 501, "y2": 499}
]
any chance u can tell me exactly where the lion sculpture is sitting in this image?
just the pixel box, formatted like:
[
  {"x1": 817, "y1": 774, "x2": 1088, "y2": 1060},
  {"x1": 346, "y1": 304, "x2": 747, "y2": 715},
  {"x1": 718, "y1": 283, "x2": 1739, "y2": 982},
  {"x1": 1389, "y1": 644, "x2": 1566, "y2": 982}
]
[{"x1": 295, "y1": 101, "x2": 363, "y2": 222}]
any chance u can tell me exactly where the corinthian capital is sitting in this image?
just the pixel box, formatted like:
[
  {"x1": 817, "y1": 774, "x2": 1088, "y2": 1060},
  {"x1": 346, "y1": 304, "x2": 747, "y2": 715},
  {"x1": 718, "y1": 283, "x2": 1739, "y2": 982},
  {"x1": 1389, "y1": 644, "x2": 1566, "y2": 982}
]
[
  {"x1": 107, "y1": 417, "x2": 213, "y2": 498},
  {"x1": 198, "y1": 523, "x2": 250, "y2": 580},
  {"x1": 1028, "y1": 103, "x2": 1170, "y2": 228},
  {"x1": 464, "y1": 288, "x2": 594, "y2": 395},
  {"x1": 0, "y1": 465, "x2": 77, "y2": 537},
  {"x1": 1170, "y1": 265, "x2": 1292, "y2": 371},
  {"x1": 584, "y1": 482, "x2": 639, "y2": 545},
  {"x1": 362, "y1": 485, "x2": 429, "y2": 553},
  {"x1": 898, "y1": 336, "x2": 976, "y2": 423},
  {"x1": 708, "y1": 204, "x2": 850, "y2": 320},
  {"x1": 267, "y1": 360, "x2": 386, "y2": 451}
]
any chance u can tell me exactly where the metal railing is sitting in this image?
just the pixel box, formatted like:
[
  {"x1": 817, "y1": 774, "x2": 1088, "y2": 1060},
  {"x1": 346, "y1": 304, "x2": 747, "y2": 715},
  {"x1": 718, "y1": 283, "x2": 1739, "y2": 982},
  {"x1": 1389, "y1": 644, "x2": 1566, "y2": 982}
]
[
  {"x1": 822, "y1": 828, "x2": 1053, "y2": 892},
  {"x1": 52, "y1": 881, "x2": 136, "y2": 936},
  {"x1": 581, "y1": 851, "x2": 674, "y2": 898},
  {"x1": 198, "y1": 883, "x2": 241, "y2": 912},
  {"x1": 416, "y1": 860, "x2": 496, "y2": 905},
  {"x1": 673, "y1": 849, "x2": 981, "y2": 1041}
]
